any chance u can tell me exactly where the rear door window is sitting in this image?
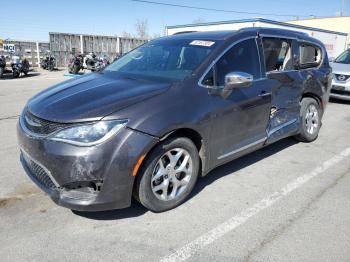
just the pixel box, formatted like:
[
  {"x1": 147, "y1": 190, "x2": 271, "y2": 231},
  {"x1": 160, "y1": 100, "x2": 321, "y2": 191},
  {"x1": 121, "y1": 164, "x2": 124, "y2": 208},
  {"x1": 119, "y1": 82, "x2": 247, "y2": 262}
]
[{"x1": 262, "y1": 38, "x2": 293, "y2": 72}]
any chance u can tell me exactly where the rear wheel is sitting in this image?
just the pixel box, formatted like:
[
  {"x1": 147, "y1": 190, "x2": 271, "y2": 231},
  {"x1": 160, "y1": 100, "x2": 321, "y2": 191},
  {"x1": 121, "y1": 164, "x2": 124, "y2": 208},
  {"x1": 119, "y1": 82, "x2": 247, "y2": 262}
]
[
  {"x1": 294, "y1": 97, "x2": 321, "y2": 142},
  {"x1": 134, "y1": 137, "x2": 200, "y2": 212},
  {"x1": 0, "y1": 67, "x2": 4, "y2": 78}
]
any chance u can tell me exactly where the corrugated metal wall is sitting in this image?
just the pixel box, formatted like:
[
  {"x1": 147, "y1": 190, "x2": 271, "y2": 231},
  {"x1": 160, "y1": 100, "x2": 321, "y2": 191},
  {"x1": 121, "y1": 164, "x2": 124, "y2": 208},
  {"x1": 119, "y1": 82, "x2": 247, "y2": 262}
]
[{"x1": 49, "y1": 32, "x2": 147, "y2": 66}]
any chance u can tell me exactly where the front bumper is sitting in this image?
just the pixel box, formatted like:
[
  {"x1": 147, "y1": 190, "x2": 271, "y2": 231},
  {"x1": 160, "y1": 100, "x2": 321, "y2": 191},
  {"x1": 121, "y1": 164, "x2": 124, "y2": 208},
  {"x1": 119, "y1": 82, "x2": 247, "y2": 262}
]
[
  {"x1": 330, "y1": 76, "x2": 350, "y2": 101},
  {"x1": 17, "y1": 116, "x2": 158, "y2": 211}
]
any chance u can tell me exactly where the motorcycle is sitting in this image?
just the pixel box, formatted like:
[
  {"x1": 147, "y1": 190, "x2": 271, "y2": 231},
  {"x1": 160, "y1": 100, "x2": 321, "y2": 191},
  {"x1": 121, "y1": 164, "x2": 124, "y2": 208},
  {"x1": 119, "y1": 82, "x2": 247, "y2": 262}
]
[
  {"x1": 0, "y1": 55, "x2": 6, "y2": 78},
  {"x1": 85, "y1": 53, "x2": 110, "y2": 72},
  {"x1": 68, "y1": 53, "x2": 84, "y2": 74},
  {"x1": 41, "y1": 51, "x2": 56, "y2": 71},
  {"x1": 94, "y1": 54, "x2": 110, "y2": 71},
  {"x1": 85, "y1": 52, "x2": 98, "y2": 71},
  {"x1": 11, "y1": 53, "x2": 30, "y2": 78}
]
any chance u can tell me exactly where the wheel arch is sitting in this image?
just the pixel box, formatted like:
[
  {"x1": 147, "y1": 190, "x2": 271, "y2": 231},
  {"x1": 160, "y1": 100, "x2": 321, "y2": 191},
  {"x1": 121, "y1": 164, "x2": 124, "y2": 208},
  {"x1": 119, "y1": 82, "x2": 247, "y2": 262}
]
[
  {"x1": 135, "y1": 128, "x2": 207, "y2": 179},
  {"x1": 301, "y1": 92, "x2": 323, "y2": 113},
  {"x1": 159, "y1": 128, "x2": 207, "y2": 175}
]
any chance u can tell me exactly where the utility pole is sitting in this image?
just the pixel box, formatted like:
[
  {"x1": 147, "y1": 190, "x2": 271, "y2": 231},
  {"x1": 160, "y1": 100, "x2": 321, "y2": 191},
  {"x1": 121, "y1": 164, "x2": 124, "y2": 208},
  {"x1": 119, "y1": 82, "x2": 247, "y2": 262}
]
[{"x1": 341, "y1": 0, "x2": 346, "y2": 16}]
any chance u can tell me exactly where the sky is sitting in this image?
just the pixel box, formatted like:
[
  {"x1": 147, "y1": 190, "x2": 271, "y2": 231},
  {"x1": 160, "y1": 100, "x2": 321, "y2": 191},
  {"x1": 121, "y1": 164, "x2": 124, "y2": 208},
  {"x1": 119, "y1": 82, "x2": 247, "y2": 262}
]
[{"x1": 0, "y1": 0, "x2": 349, "y2": 41}]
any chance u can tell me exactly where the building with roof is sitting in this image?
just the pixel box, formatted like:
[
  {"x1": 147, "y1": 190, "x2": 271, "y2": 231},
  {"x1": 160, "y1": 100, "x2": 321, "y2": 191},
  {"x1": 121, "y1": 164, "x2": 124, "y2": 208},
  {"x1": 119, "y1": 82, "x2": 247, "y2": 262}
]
[
  {"x1": 166, "y1": 18, "x2": 348, "y2": 58},
  {"x1": 287, "y1": 16, "x2": 350, "y2": 49}
]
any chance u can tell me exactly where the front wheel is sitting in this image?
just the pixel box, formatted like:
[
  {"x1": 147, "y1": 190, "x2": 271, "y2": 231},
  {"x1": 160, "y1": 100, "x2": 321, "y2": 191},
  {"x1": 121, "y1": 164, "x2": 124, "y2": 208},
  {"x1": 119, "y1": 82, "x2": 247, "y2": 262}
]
[
  {"x1": 134, "y1": 137, "x2": 200, "y2": 212},
  {"x1": 294, "y1": 97, "x2": 321, "y2": 142},
  {"x1": 13, "y1": 69, "x2": 20, "y2": 78}
]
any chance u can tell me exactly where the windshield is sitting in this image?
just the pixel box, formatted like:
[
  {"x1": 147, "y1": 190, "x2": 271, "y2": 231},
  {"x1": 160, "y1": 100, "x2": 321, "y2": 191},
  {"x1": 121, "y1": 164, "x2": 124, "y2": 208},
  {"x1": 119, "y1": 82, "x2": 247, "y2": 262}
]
[
  {"x1": 334, "y1": 49, "x2": 350, "y2": 64},
  {"x1": 104, "y1": 39, "x2": 219, "y2": 80}
]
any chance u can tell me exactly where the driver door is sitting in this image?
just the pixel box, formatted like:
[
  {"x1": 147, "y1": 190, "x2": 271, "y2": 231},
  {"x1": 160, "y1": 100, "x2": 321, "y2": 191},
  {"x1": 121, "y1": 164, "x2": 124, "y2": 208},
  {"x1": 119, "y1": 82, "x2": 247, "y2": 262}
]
[{"x1": 206, "y1": 38, "x2": 272, "y2": 165}]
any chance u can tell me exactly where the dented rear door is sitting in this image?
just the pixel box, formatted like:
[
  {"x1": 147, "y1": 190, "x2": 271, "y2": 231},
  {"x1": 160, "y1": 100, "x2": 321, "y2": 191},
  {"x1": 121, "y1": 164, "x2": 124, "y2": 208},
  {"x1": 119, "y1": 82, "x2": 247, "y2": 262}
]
[{"x1": 262, "y1": 38, "x2": 302, "y2": 144}]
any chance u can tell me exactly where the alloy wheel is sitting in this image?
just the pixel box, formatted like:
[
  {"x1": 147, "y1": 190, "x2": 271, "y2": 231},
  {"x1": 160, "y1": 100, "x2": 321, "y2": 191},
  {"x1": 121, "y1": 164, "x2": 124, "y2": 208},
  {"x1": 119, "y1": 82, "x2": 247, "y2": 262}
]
[
  {"x1": 151, "y1": 148, "x2": 193, "y2": 201},
  {"x1": 305, "y1": 104, "x2": 319, "y2": 135}
]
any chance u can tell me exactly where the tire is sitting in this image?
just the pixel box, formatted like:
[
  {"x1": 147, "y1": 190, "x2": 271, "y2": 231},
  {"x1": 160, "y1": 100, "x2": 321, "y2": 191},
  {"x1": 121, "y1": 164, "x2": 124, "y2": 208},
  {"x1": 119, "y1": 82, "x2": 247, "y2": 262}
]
[
  {"x1": 294, "y1": 97, "x2": 321, "y2": 142},
  {"x1": 134, "y1": 137, "x2": 200, "y2": 212},
  {"x1": 73, "y1": 65, "x2": 80, "y2": 74},
  {"x1": 0, "y1": 67, "x2": 4, "y2": 78},
  {"x1": 13, "y1": 70, "x2": 19, "y2": 78}
]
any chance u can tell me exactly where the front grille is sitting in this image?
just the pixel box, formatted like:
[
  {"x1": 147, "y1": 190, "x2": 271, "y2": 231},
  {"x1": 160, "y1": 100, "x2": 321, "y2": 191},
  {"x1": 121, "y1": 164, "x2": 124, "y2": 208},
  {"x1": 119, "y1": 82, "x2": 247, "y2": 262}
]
[
  {"x1": 23, "y1": 111, "x2": 70, "y2": 135},
  {"x1": 22, "y1": 152, "x2": 57, "y2": 189},
  {"x1": 331, "y1": 89, "x2": 350, "y2": 96},
  {"x1": 334, "y1": 74, "x2": 350, "y2": 82}
]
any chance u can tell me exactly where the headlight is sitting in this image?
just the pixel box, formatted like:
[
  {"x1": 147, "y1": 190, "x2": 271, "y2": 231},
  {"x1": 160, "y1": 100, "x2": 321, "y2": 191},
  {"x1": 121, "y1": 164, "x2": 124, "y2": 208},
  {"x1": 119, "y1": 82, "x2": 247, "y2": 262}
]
[{"x1": 49, "y1": 119, "x2": 128, "y2": 146}]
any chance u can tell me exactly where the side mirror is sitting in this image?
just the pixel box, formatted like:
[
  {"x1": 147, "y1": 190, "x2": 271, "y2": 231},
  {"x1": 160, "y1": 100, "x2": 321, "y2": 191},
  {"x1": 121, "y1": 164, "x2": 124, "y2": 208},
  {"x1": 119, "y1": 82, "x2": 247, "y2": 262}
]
[{"x1": 224, "y1": 72, "x2": 253, "y2": 90}]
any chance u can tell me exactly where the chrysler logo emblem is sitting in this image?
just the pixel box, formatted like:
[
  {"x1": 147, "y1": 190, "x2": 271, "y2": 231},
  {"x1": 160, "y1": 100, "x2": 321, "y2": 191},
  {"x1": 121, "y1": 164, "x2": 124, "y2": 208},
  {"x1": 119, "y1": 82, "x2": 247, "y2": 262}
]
[
  {"x1": 25, "y1": 115, "x2": 42, "y2": 127},
  {"x1": 338, "y1": 75, "x2": 346, "y2": 81}
]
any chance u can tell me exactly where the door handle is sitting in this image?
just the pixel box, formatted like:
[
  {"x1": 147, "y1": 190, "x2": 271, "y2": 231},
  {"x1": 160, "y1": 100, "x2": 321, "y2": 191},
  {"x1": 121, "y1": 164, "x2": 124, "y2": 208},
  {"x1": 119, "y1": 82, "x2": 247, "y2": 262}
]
[{"x1": 258, "y1": 91, "x2": 271, "y2": 97}]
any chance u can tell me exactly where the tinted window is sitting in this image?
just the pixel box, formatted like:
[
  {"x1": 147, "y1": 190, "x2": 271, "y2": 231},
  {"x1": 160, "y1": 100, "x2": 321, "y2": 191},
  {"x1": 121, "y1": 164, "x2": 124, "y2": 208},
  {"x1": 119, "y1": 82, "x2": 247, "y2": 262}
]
[
  {"x1": 215, "y1": 39, "x2": 260, "y2": 86},
  {"x1": 262, "y1": 38, "x2": 293, "y2": 72},
  {"x1": 299, "y1": 43, "x2": 322, "y2": 68}
]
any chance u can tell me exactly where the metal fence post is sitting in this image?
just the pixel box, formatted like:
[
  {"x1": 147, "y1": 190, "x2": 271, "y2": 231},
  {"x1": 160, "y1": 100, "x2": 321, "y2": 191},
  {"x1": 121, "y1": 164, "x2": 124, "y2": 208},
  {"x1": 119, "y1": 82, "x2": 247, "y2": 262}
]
[
  {"x1": 36, "y1": 42, "x2": 40, "y2": 68},
  {"x1": 80, "y1": 35, "x2": 84, "y2": 54},
  {"x1": 116, "y1": 37, "x2": 120, "y2": 56}
]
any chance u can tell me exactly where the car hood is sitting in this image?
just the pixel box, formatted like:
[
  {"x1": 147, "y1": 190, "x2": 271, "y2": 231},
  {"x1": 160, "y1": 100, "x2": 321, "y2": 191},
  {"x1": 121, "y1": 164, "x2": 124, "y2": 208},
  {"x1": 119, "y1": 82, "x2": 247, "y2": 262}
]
[
  {"x1": 330, "y1": 62, "x2": 350, "y2": 74},
  {"x1": 27, "y1": 73, "x2": 171, "y2": 123}
]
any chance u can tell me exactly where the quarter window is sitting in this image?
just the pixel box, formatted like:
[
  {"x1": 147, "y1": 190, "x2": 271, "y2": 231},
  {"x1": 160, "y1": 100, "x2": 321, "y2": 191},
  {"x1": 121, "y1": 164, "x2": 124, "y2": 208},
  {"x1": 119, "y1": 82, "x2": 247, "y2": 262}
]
[
  {"x1": 299, "y1": 43, "x2": 322, "y2": 68},
  {"x1": 262, "y1": 38, "x2": 293, "y2": 72},
  {"x1": 202, "y1": 68, "x2": 214, "y2": 86}
]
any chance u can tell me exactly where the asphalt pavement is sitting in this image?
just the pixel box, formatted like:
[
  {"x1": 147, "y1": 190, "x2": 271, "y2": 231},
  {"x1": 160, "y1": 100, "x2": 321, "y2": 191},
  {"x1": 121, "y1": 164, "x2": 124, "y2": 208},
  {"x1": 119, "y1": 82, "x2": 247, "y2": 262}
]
[{"x1": 0, "y1": 69, "x2": 349, "y2": 262}]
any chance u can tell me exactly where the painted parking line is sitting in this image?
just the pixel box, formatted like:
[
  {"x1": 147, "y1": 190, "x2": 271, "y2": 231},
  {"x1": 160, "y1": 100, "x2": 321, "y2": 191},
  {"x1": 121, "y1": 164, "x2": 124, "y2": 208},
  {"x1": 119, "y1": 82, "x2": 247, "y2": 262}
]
[{"x1": 160, "y1": 146, "x2": 350, "y2": 262}]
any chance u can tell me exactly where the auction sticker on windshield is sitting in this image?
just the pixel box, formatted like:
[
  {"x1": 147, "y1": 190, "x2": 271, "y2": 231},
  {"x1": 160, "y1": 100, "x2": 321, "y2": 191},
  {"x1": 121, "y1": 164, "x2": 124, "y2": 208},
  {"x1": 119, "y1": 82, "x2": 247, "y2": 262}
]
[{"x1": 189, "y1": 40, "x2": 215, "y2": 47}]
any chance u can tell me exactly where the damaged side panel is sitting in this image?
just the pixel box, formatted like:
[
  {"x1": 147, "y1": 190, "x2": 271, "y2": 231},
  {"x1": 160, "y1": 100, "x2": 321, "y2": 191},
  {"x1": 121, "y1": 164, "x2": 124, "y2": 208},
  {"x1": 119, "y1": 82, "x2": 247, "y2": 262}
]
[
  {"x1": 264, "y1": 38, "x2": 303, "y2": 144},
  {"x1": 265, "y1": 71, "x2": 302, "y2": 144}
]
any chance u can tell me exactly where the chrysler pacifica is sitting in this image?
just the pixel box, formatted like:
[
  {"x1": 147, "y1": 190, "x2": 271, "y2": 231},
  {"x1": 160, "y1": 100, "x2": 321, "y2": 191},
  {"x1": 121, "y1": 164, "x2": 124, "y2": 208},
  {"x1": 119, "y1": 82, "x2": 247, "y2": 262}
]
[{"x1": 17, "y1": 28, "x2": 331, "y2": 212}]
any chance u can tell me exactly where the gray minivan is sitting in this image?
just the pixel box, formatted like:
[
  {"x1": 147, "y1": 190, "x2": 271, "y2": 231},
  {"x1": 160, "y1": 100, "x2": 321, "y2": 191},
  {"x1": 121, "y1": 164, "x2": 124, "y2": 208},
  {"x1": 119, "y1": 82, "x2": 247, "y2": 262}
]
[{"x1": 17, "y1": 28, "x2": 331, "y2": 212}]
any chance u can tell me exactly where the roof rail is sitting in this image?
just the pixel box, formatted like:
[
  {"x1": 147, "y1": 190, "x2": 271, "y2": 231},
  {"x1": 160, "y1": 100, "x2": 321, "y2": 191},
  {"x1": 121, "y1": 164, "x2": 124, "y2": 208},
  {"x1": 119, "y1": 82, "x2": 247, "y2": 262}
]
[{"x1": 173, "y1": 31, "x2": 198, "y2": 35}]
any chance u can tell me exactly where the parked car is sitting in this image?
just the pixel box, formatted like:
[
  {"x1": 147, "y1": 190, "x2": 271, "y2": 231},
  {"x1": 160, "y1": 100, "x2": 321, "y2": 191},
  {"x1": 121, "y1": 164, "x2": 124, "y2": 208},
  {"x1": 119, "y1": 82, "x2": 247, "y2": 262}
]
[
  {"x1": 330, "y1": 48, "x2": 350, "y2": 101},
  {"x1": 17, "y1": 28, "x2": 331, "y2": 212}
]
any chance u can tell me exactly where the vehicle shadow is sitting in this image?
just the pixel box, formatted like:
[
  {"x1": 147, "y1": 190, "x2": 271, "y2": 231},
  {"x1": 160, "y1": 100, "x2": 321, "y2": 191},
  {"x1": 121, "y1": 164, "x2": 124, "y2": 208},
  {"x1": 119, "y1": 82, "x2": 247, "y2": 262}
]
[
  {"x1": 188, "y1": 137, "x2": 298, "y2": 201},
  {"x1": 72, "y1": 200, "x2": 148, "y2": 220},
  {"x1": 74, "y1": 137, "x2": 298, "y2": 220},
  {"x1": 0, "y1": 72, "x2": 41, "y2": 80}
]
